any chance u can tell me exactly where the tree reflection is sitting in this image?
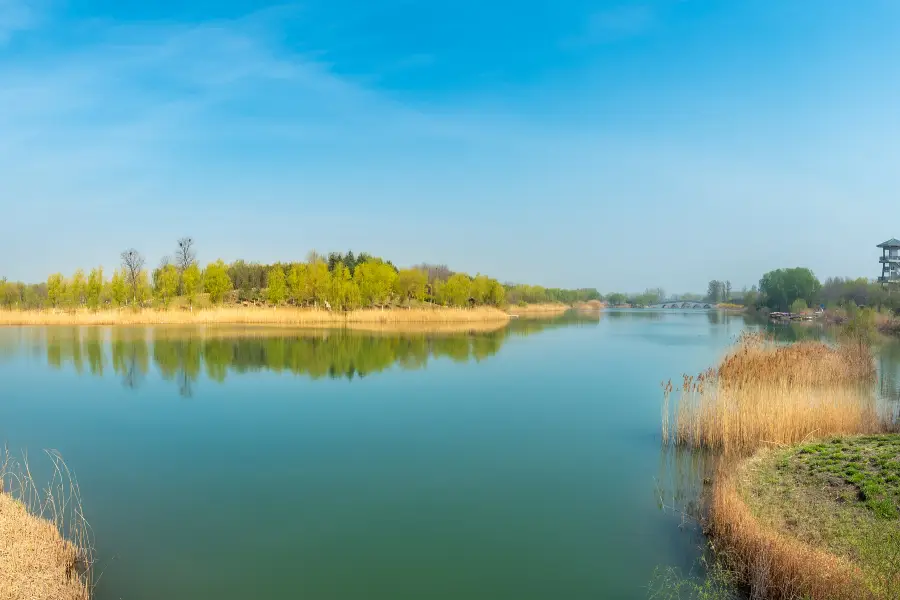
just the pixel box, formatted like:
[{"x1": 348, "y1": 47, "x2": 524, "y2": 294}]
[{"x1": 26, "y1": 310, "x2": 601, "y2": 393}]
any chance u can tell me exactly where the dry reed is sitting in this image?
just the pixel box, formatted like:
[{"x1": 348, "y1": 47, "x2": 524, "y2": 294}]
[
  {"x1": 506, "y1": 303, "x2": 570, "y2": 314},
  {"x1": 708, "y1": 455, "x2": 872, "y2": 600},
  {"x1": 0, "y1": 449, "x2": 93, "y2": 600},
  {"x1": 661, "y1": 333, "x2": 892, "y2": 454},
  {"x1": 0, "y1": 306, "x2": 510, "y2": 329}
]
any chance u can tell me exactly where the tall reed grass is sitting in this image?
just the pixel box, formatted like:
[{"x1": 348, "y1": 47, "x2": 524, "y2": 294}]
[
  {"x1": 0, "y1": 449, "x2": 93, "y2": 600},
  {"x1": 0, "y1": 306, "x2": 510, "y2": 329},
  {"x1": 661, "y1": 333, "x2": 893, "y2": 454}
]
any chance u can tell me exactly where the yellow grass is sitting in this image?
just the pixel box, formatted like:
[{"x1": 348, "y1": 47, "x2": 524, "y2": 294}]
[
  {"x1": 506, "y1": 302, "x2": 570, "y2": 314},
  {"x1": 661, "y1": 333, "x2": 892, "y2": 454},
  {"x1": 1, "y1": 451, "x2": 92, "y2": 600},
  {"x1": 0, "y1": 306, "x2": 510, "y2": 329},
  {"x1": 708, "y1": 454, "x2": 871, "y2": 600}
]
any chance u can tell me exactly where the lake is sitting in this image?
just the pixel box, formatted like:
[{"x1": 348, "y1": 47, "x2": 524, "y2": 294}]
[{"x1": 3, "y1": 310, "x2": 881, "y2": 599}]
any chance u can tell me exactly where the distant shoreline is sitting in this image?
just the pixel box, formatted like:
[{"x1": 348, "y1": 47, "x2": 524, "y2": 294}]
[{"x1": 0, "y1": 306, "x2": 516, "y2": 331}]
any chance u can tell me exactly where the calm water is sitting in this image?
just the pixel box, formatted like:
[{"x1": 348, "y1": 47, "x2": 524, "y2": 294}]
[{"x1": 3, "y1": 310, "x2": 892, "y2": 599}]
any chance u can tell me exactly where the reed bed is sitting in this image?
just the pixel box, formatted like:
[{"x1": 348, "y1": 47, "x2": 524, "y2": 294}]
[
  {"x1": 661, "y1": 333, "x2": 892, "y2": 454},
  {"x1": 506, "y1": 303, "x2": 570, "y2": 314},
  {"x1": 718, "y1": 332, "x2": 875, "y2": 388},
  {"x1": 0, "y1": 449, "x2": 93, "y2": 600},
  {"x1": 0, "y1": 306, "x2": 510, "y2": 328},
  {"x1": 708, "y1": 456, "x2": 871, "y2": 600}
]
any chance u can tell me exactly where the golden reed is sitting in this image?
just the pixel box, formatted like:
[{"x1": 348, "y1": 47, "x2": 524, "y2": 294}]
[
  {"x1": 0, "y1": 306, "x2": 510, "y2": 329},
  {"x1": 661, "y1": 333, "x2": 890, "y2": 454}
]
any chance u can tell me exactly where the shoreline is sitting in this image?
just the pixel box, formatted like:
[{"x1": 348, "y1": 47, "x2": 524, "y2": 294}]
[
  {"x1": 0, "y1": 493, "x2": 88, "y2": 600},
  {"x1": 0, "y1": 306, "x2": 512, "y2": 331}
]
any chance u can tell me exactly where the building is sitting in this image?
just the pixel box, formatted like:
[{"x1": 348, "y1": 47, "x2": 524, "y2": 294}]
[{"x1": 877, "y1": 238, "x2": 900, "y2": 287}]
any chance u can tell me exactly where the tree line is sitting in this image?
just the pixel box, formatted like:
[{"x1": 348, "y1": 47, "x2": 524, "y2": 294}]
[
  {"x1": 702, "y1": 268, "x2": 900, "y2": 314},
  {"x1": 0, "y1": 239, "x2": 600, "y2": 311}
]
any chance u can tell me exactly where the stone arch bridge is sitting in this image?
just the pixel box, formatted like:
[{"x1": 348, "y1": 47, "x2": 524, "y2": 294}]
[{"x1": 646, "y1": 301, "x2": 715, "y2": 310}]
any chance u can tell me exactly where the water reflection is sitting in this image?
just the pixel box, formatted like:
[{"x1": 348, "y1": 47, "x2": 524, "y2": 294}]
[{"x1": 6, "y1": 311, "x2": 602, "y2": 394}]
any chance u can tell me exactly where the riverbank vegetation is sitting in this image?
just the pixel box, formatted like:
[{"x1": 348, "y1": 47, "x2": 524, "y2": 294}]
[
  {"x1": 659, "y1": 317, "x2": 900, "y2": 599},
  {"x1": 710, "y1": 436, "x2": 900, "y2": 599},
  {"x1": 0, "y1": 450, "x2": 92, "y2": 600},
  {"x1": 0, "y1": 239, "x2": 601, "y2": 320},
  {"x1": 0, "y1": 306, "x2": 511, "y2": 328},
  {"x1": 661, "y1": 332, "x2": 888, "y2": 454}
]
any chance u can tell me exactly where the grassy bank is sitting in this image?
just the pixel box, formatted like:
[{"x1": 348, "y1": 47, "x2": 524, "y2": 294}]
[
  {"x1": 0, "y1": 306, "x2": 511, "y2": 330},
  {"x1": 659, "y1": 331, "x2": 899, "y2": 599},
  {"x1": 1, "y1": 451, "x2": 92, "y2": 600},
  {"x1": 710, "y1": 436, "x2": 900, "y2": 599}
]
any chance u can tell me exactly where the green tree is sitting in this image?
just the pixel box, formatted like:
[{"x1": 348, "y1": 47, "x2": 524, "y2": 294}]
[
  {"x1": 203, "y1": 260, "x2": 232, "y2": 305},
  {"x1": 135, "y1": 270, "x2": 152, "y2": 306},
  {"x1": 487, "y1": 280, "x2": 506, "y2": 306},
  {"x1": 110, "y1": 269, "x2": 128, "y2": 307},
  {"x1": 790, "y1": 298, "x2": 808, "y2": 314},
  {"x1": 47, "y1": 273, "x2": 64, "y2": 308},
  {"x1": 87, "y1": 267, "x2": 104, "y2": 309},
  {"x1": 706, "y1": 280, "x2": 723, "y2": 303},
  {"x1": 182, "y1": 263, "x2": 201, "y2": 309},
  {"x1": 69, "y1": 269, "x2": 87, "y2": 307},
  {"x1": 840, "y1": 305, "x2": 878, "y2": 350},
  {"x1": 759, "y1": 268, "x2": 821, "y2": 311},
  {"x1": 443, "y1": 273, "x2": 472, "y2": 307},
  {"x1": 287, "y1": 263, "x2": 309, "y2": 305},
  {"x1": 354, "y1": 259, "x2": 398, "y2": 307},
  {"x1": 328, "y1": 262, "x2": 360, "y2": 310},
  {"x1": 470, "y1": 274, "x2": 494, "y2": 305},
  {"x1": 155, "y1": 264, "x2": 180, "y2": 308},
  {"x1": 308, "y1": 260, "x2": 331, "y2": 307},
  {"x1": 607, "y1": 293, "x2": 627, "y2": 306},
  {"x1": 266, "y1": 266, "x2": 286, "y2": 305},
  {"x1": 397, "y1": 268, "x2": 427, "y2": 303}
]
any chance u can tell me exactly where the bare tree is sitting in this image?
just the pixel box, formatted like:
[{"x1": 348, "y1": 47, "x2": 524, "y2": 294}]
[
  {"x1": 121, "y1": 249, "x2": 145, "y2": 305},
  {"x1": 176, "y1": 237, "x2": 196, "y2": 272}
]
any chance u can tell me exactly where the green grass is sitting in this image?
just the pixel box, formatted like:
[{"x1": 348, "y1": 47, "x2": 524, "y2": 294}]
[
  {"x1": 794, "y1": 435, "x2": 900, "y2": 519},
  {"x1": 740, "y1": 435, "x2": 900, "y2": 598}
]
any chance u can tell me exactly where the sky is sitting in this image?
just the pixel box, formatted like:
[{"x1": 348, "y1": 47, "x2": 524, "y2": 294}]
[{"x1": 2, "y1": 0, "x2": 899, "y2": 294}]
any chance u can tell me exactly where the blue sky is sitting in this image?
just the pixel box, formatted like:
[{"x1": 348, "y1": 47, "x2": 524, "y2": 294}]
[{"x1": 2, "y1": 0, "x2": 899, "y2": 293}]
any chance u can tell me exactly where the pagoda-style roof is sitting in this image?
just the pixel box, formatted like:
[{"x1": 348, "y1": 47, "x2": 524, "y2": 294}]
[{"x1": 878, "y1": 238, "x2": 900, "y2": 248}]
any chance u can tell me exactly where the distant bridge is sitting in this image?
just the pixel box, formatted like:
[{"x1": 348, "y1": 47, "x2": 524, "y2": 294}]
[{"x1": 646, "y1": 301, "x2": 715, "y2": 310}]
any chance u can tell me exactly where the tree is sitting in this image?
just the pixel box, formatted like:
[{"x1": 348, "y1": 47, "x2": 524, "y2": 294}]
[
  {"x1": 443, "y1": 273, "x2": 472, "y2": 307},
  {"x1": 607, "y1": 293, "x2": 627, "y2": 306},
  {"x1": 69, "y1": 269, "x2": 87, "y2": 307},
  {"x1": 354, "y1": 259, "x2": 398, "y2": 307},
  {"x1": 307, "y1": 260, "x2": 331, "y2": 307},
  {"x1": 266, "y1": 266, "x2": 286, "y2": 305},
  {"x1": 397, "y1": 268, "x2": 428, "y2": 303},
  {"x1": 790, "y1": 298, "x2": 808, "y2": 314},
  {"x1": 47, "y1": 273, "x2": 64, "y2": 308},
  {"x1": 759, "y1": 268, "x2": 821, "y2": 311},
  {"x1": 203, "y1": 260, "x2": 232, "y2": 305},
  {"x1": 287, "y1": 263, "x2": 309, "y2": 305},
  {"x1": 328, "y1": 262, "x2": 359, "y2": 310},
  {"x1": 176, "y1": 237, "x2": 196, "y2": 272},
  {"x1": 87, "y1": 267, "x2": 104, "y2": 309},
  {"x1": 110, "y1": 269, "x2": 128, "y2": 307},
  {"x1": 121, "y1": 249, "x2": 146, "y2": 306},
  {"x1": 182, "y1": 263, "x2": 201, "y2": 309},
  {"x1": 155, "y1": 264, "x2": 179, "y2": 308},
  {"x1": 724, "y1": 281, "x2": 732, "y2": 302},
  {"x1": 487, "y1": 280, "x2": 506, "y2": 306},
  {"x1": 840, "y1": 305, "x2": 878, "y2": 350}
]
